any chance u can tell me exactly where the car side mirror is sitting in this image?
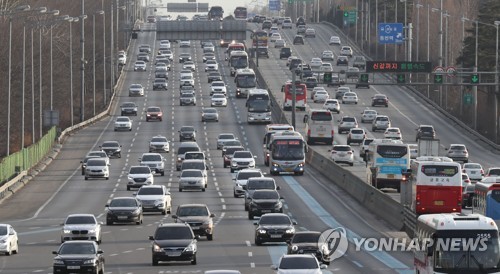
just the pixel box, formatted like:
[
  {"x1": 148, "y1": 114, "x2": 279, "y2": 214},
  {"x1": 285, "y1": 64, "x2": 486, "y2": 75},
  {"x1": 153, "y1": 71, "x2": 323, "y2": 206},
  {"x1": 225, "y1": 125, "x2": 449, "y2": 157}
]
[
  {"x1": 276, "y1": 186, "x2": 281, "y2": 190},
  {"x1": 195, "y1": 235, "x2": 200, "y2": 240},
  {"x1": 148, "y1": 236, "x2": 154, "y2": 240},
  {"x1": 292, "y1": 221, "x2": 298, "y2": 225},
  {"x1": 210, "y1": 213, "x2": 216, "y2": 217},
  {"x1": 52, "y1": 251, "x2": 58, "y2": 255},
  {"x1": 132, "y1": 192, "x2": 137, "y2": 196},
  {"x1": 253, "y1": 222, "x2": 259, "y2": 226},
  {"x1": 97, "y1": 250, "x2": 104, "y2": 254},
  {"x1": 172, "y1": 215, "x2": 178, "y2": 219},
  {"x1": 280, "y1": 196, "x2": 285, "y2": 200},
  {"x1": 271, "y1": 265, "x2": 278, "y2": 270},
  {"x1": 105, "y1": 204, "x2": 109, "y2": 207}
]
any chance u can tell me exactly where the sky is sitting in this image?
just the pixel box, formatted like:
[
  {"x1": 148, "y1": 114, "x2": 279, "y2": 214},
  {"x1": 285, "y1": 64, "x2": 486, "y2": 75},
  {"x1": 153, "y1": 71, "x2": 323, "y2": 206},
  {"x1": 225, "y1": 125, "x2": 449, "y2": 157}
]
[{"x1": 149, "y1": 0, "x2": 271, "y2": 18}]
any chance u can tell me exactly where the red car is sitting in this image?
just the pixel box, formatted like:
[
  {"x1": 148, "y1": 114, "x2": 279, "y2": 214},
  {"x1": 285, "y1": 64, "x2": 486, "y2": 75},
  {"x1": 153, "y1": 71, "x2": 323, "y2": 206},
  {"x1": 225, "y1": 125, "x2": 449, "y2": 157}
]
[{"x1": 145, "y1": 106, "x2": 163, "y2": 122}]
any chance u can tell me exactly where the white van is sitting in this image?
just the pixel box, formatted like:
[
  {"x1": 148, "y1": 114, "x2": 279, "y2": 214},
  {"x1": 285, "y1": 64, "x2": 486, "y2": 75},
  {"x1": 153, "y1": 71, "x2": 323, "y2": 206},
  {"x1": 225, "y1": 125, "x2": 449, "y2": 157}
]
[{"x1": 303, "y1": 109, "x2": 334, "y2": 145}]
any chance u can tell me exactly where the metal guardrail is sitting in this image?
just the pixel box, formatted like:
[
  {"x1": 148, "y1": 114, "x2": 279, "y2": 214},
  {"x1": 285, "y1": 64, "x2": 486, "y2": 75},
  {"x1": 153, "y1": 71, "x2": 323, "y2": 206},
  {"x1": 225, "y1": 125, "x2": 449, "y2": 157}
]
[{"x1": 403, "y1": 205, "x2": 417, "y2": 238}]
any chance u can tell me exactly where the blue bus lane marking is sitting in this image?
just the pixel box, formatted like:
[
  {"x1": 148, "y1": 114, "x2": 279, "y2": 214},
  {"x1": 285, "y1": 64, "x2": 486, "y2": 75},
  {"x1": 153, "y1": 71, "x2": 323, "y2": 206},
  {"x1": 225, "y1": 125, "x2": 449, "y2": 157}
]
[{"x1": 281, "y1": 176, "x2": 414, "y2": 274}]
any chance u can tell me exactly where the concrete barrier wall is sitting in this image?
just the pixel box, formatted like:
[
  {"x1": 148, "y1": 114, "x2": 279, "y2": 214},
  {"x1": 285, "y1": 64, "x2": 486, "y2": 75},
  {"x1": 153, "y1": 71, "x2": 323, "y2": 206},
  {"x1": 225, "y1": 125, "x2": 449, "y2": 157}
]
[{"x1": 307, "y1": 148, "x2": 404, "y2": 230}]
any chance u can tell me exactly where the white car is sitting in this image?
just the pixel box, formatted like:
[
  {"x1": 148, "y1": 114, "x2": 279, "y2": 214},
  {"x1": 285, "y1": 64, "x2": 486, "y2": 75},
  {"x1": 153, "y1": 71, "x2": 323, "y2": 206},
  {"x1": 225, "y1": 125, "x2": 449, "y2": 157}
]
[
  {"x1": 155, "y1": 62, "x2": 168, "y2": 72},
  {"x1": 282, "y1": 19, "x2": 292, "y2": 29},
  {"x1": 210, "y1": 81, "x2": 227, "y2": 95},
  {"x1": 274, "y1": 39, "x2": 286, "y2": 48},
  {"x1": 159, "y1": 40, "x2": 171, "y2": 48},
  {"x1": 135, "y1": 185, "x2": 172, "y2": 214},
  {"x1": 114, "y1": 116, "x2": 132, "y2": 131},
  {"x1": 313, "y1": 90, "x2": 329, "y2": 103},
  {"x1": 179, "y1": 40, "x2": 191, "y2": 47},
  {"x1": 361, "y1": 109, "x2": 377, "y2": 123},
  {"x1": 216, "y1": 133, "x2": 236, "y2": 149},
  {"x1": 463, "y1": 163, "x2": 484, "y2": 181},
  {"x1": 230, "y1": 151, "x2": 256, "y2": 173},
  {"x1": 128, "y1": 83, "x2": 144, "y2": 96},
  {"x1": 0, "y1": 224, "x2": 18, "y2": 255},
  {"x1": 205, "y1": 60, "x2": 219, "y2": 71},
  {"x1": 409, "y1": 144, "x2": 418, "y2": 159},
  {"x1": 330, "y1": 145, "x2": 354, "y2": 166},
  {"x1": 323, "y1": 99, "x2": 340, "y2": 113},
  {"x1": 384, "y1": 127, "x2": 402, "y2": 140},
  {"x1": 342, "y1": 92, "x2": 359, "y2": 104},
  {"x1": 84, "y1": 157, "x2": 110, "y2": 180},
  {"x1": 321, "y1": 50, "x2": 334, "y2": 61},
  {"x1": 149, "y1": 135, "x2": 170, "y2": 153},
  {"x1": 270, "y1": 32, "x2": 282, "y2": 42},
  {"x1": 272, "y1": 254, "x2": 326, "y2": 274},
  {"x1": 372, "y1": 115, "x2": 391, "y2": 132},
  {"x1": 340, "y1": 46, "x2": 353, "y2": 57},
  {"x1": 180, "y1": 75, "x2": 194, "y2": 87},
  {"x1": 310, "y1": 57, "x2": 323, "y2": 67},
  {"x1": 161, "y1": 50, "x2": 173, "y2": 60},
  {"x1": 310, "y1": 86, "x2": 326, "y2": 99},
  {"x1": 286, "y1": 55, "x2": 298, "y2": 66},
  {"x1": 61, "y1": 214, "x2": 102, "y2": 243},
  {"x1": 329, "y1": 36, "x2": 341, "y2": 45},
  {"x1": 320, "y1": 62, "x2": 333, "y2": 72},
  {"x1": 127, "y1": 165, "x2": 154, "y2": 190},
  {"x1": 134, "y1": 61, "x2": 146, "y2": 71},
  {"x1": 203, "y1": 44, "x2": 215, "y2": 53},
  {"x1": 118, "y1": 54, "x2": 127, "y2": 65},
  {"x1": 211, "y1": 93, "x2": 228, "y2": 107},
  {"x1": 233, "y1": 168, "x2": 264, "y2": 197},
  {"x1": 178, "y1": 169, "x2": 206, "y2": 192},
  {"x1": 183, "y1": 61, "x2": 196, "y2": 71},
  {"x1": 139, "y1": 153, "x2": 166, "y2": 176},
  {"x1": 347, "y1": 128, "x2": 366, "y2": 145},
  {"x1": 304, "y1": 28, "x2": 316, "y2": 38}
]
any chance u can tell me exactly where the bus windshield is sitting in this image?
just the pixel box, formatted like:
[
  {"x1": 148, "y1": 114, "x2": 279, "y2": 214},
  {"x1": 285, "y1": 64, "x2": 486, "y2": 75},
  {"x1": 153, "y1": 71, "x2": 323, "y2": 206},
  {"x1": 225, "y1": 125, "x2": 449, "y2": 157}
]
[
  {"x1": 433, "y1": 230, "x2": 500, "y2": 271},
  {"x1": 376, "y1": 145, "x2": 408, "y2": 158},
  {"x1": 236, "y1": 75, "x2": 256, "y2": 88},
  {"x1": 231, "y1": 56, "x2": 248, "y2": 69},
  {"x1": 272, "y1": 140, "x2": 304, "y2": 160},
  {"x1": 421, "y1": 165, "x2": 459, "y2": 177},
  {"x1": 248, "y1": 100, "x2": 270, "y2": 112}
]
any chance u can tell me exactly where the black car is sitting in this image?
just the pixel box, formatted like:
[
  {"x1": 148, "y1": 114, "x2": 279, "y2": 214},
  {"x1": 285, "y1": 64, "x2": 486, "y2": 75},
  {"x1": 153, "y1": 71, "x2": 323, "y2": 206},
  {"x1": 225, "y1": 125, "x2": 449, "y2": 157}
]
[
  {"x1": 152, "y1": 78, "x2": 168, "y2": 90},
  {"x1": 120, "y1": 102, "x2": 138, "y2": 116},
  {"x1": 207, "y1": 72, "x2": 222, "y2": 83},
  {"x1": 178, "y1": 126, "x2": 196, "y2": 141},
  {"x1": 462, "y1": 184, "x2": 475, "y2": 208},
  {"x1": 304, "y1": 77, "x2": 318, "y2": 89},
  {"x1": 336, "y1": 56, "x2": 349, "y2": 66},
  {"x1": 279, "y1": 47, "x2": 292, "y2": 59},
  {"x1": 254, "y1": 213, "x2": 297, "y2": 245},
  {"x1": 293, "y1": 35, "x2": 304, "y2": 45},
  {"x1": 99, "y1": 141, "x2": 122, "y2": 158},
  {"x1": 289, "y1": 58, "x2": 302, "y2": 71},
  {"x1": 248, "y1": 190, "x2": 283, "y2": 219},
  {"x1": 287, "y1": 231, "x2": 330, "y2": 264},
  {"x1": 105, "y1": 197, "x2": 143, "y2": 225},
  {"x1": 53, "y1": 241, "x2": 105, "y2": 274},
  {"x1": 149, "y1": 223, "x2": 198, "y2": 266},
  {"x1": 416, "y1": 125, "x2": 436, "y2": 141},
  {"x1": 371, "y1": 94, "x2": 389, "y2": 107},
  {"x1": 296, "y1": 16, "x2": 306, "y2": 27}
]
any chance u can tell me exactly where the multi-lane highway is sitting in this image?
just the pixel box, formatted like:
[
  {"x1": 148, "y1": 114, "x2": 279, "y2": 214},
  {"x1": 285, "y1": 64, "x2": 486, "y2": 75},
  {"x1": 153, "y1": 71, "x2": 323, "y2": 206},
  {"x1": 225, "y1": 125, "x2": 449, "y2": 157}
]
[{"x1": 1, "y1": 18, "x2": 497, "y2": 274}]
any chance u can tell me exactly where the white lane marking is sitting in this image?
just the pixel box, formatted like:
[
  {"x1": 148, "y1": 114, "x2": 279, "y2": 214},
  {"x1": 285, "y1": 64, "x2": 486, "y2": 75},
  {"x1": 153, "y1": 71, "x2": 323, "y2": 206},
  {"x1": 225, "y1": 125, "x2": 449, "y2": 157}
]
[
  {"x1": 245, "y1": 240, "x2": 251, "y2": 247},
  {"x1": 248, "y1": 252, "x2": 253, "y2": 257}
]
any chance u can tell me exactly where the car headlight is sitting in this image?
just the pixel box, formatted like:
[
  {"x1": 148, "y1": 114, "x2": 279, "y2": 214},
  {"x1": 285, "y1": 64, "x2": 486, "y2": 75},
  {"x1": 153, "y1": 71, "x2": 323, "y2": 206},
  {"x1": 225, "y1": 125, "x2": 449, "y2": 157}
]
[
  {"x1": 153, "y1": 243, "x2": 162, "y2": 252},
  {"x1": 184, "y1": 243, "x2": 196, "y2": 252},
  {"x1": 273, "y1": 163, "x2": 279, "y2": 167},
  {"x1": 83, "y1": 259, "x2": 97, "y2": 265},
  {"x1": 258, "y1": 229, "x2": 267, "y2": 234},
  {"x1": 275, "y1": 201, "x2": 282, "y2": 208},
  {"x1": 177, "y1": 157, "x2": 182, "y2": 161},
  {"x1": 285, "y1": 228, "x2": 295, "y2": 234},
  {"x1": 231, "y1": 162, "x2": 237, "y2": 167},
  {"x1": 88, "y1": 229, "x2": 97, "y2": 233},
  {"x1": 0, "y1": 239, "x2": 6, "y2": 244},
  {"x1": 53, "y1": 259, "x2": 65, "y2": 265},
  {"x1": 203, "y1": 219, "x2": 212, "y2": 225},
  {"x1": 155, "y1": 200, "x2": 164, "y2": 207},
  {"x1": 298, "y1": 163, "x2": 304, "y2": 167},
  {"x1": 63, "y1": 229, "x2": 71, "y2": 234},
  {"x1": 291, "y1": 245, "x2": 298, "y2": 252},
  {"x1": 128, "y1": 176, "x2": 133, "y2": 181}
]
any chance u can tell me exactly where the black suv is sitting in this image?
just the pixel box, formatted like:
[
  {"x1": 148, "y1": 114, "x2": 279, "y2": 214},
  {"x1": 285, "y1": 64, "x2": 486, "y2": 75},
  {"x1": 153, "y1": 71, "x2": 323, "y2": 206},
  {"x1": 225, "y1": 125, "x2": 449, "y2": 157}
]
[
  {"x1": 244, "y1": 177, "x2": 280, "y2": 210},
  {"x1": 262, "y1": 20, "x2": 272, "y2": 29},
  {"x1": 280, "y1": 47, "x2": 292, "y2": 59},
  {"x1": 296, "y1": 16, "x2": 306, "y2": 27},
  {"x1": 371, "y1": 94, "x2": 389, "y2": 107},
  {"x1": 293, "y1": 35, "x2": 304, "y2": 45},
  {"x1": 178, "y1": 126, "x2": 196, "y2": 142},
  {"x1": 248, "y1": 190, "x2": 283, "y2": 219},
  {"x1": 99, "y1": 141, "x2": 122, "y2": 158},
  {"x1": 254, "y1": 213, "x2": 296, "y2": 245},
  {"x1": 53, "y1": 241, "x2": 105, "y2": 274},
  {"x1": 149, "y1": 223, "x2": 198, "y2": 266},
  {"x1": 286, "y1": 231, "x2": 330, "y2": 264},
  {"x1": 416, "y1": 125, "x2": 436, "y2": 141},
  {"x1": 173, "y1": 204, "x2": 215, "y2": 240}
]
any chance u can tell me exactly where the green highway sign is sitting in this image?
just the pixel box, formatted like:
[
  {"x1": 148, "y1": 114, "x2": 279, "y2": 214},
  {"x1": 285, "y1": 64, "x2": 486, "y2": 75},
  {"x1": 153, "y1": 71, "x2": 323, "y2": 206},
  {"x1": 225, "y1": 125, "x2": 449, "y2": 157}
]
[
  {"x1": 359, "y1": 74, "x2": 369, "y2": 83},
  {"x1": 396, "y1": 74, "x2": 406, "y2": 83},
  {"x1": 471, "y1": 74, "x2": 479, "y2": 85},
  {"x1": 464, "y1": 93, "x2": 473, "y2": 105},
  {"x1": 434, "y1": 75, "x2": 443, "y2": 84},
  {"x1": 323, "y1": 72, "x2": 332, "y2": 83}
]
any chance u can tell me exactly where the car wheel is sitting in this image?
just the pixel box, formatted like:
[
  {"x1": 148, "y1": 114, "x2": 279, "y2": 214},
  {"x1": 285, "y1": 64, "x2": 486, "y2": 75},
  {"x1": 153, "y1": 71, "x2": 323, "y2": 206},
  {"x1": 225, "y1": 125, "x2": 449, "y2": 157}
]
[
  {"x1": 105, "y1": 177, "x2": 109, "y2": 180},
  {"x1": 126, "y1": 186, "x2": 130, "y2": 191},
  {"x1": 191, "y1": 254, "x2": 197, "y2": 265},
  {"x1": 255, "y1": 238, "x2": 262, "y2": 246},
  {"x1": 207, "y1": 234, "x2": 213, "y2": 241},
  {"x1": 161, "y1": 171, "x2": 165, "y2": 176},
  {"x1": 230, "y1": 168, "x2": 234, "y2": 173},
  {"x1": 161, "y1": 209, "x2": 166, "y2": 215},
  {"x1": 85, "y1": 177, "x2": 88, "y2": 180},
  {"x1": 6, "y1": 246, "x2": 11, "y2": 256},
  {"x1": 350, "y1": 162, "x2": 354, "y2": 166},
  {"x1": 248, "y1": 212, "x2": 253, "y2": 220},
  {"x1": 202, "y1": 188, "x2": 206, "y2": 192},
  {"x1": 233, "y1": 191, "x2": 238, "y2": 198},
  {"x1": 223, "y1": 163, "x2": 227, "y2": 168},
  {"x1": 152, "y1": 257, "x2": 159, "y2": 266},
  {"x1": 107, "y1": 220, "x2": 113, "y2": 225},
  {"x1": 179, "y1": 188, "x2": 183, "y2": 192}
]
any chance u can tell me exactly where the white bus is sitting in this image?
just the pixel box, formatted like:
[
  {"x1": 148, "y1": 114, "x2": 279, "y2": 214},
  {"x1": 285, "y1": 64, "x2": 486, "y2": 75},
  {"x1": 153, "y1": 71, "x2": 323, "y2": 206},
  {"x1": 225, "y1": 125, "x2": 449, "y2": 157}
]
[
  {"x1": 229, "y1": 50, "x2": 248, "y2": 76},
  {"x1": 303, "y1": 109, "x2": 334, "y2": 145},
  {"x1": 415, "y1": 213, "x2": 500, "y2": 274},
  {"x1": 366, "y1": 139, "x2": 410, "y2": 192},
  {"x1": 268, "y1": 131, "x2": 306, "y2": 176},
  {"x1": 235, "y1": 68, "x2": 257, "y2": 98},
  {"x1": 246, "y1": 89, "x2": 272, "y2": 124},
  {"x1": 262, "y1": 124, "x2": 294, "y2": 165}
]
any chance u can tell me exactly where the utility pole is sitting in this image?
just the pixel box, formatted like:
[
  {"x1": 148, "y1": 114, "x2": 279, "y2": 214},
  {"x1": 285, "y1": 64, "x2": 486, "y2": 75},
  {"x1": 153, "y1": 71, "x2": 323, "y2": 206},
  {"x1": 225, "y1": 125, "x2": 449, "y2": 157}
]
[{"x1": 80, "y1": 0, "x2": 86, "y2": 122}]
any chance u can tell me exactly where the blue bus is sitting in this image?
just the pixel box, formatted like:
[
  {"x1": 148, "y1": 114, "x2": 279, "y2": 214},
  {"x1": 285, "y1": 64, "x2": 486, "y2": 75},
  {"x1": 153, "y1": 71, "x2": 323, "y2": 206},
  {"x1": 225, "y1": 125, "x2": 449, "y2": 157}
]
[{"x1": 473, "y1": 182, "x2": 500, "y2": 222}]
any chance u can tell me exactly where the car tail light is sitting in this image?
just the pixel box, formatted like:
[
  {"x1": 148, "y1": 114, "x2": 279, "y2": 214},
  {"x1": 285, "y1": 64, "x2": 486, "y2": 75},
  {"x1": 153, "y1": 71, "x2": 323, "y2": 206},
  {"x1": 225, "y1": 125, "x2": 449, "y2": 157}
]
[
  {"x1": 307, "y1": 129, "x2": 311, "y2": 136},
  {"x1": 464, "y1": 179, "x2": 471, "y2": 184},
  {"x1": 416, "y1": 194, "x2": 421, "y2": 205},
  {"x1": 347, "y1": 151, "x2": 352, "y2": 154},
  {"x1": 331, "y1": 130, "x2": 335, "y2": 136},
  {"x1": 462, "y1": 169, "x2": 466, "y2": 173}
]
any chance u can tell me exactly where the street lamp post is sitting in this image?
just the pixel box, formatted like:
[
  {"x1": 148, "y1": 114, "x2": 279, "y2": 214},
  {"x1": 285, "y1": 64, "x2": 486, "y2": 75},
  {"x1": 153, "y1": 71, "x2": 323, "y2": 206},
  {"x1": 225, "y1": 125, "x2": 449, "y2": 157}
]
[
  {"x1": 80, "y1": 0, "x2": 88, "y2": 123},
  {"x1": 432, "y1": 4, "x2": 444, "y2": 106},
  {"x1": 50, "y1": 15, "x2": 70, "y2": 111},
  {"x1": 68, "y1": 17, "x2": 79, "y2": 126},
  {"x1": 93, "y1": 10, "x2": 104, "y2": 116},
  {"x1": 495, "y1": 20, "x2": 500, "y2": 143},
  {"x1": 102, "y1": 11, "x2": 107, "y2": 108},
  {"x1": 415, "y1": 3, "x2": 423, "y2": 61},
  {"x1": 400, "y1": 0, "x2": 407, "y2": 60}
]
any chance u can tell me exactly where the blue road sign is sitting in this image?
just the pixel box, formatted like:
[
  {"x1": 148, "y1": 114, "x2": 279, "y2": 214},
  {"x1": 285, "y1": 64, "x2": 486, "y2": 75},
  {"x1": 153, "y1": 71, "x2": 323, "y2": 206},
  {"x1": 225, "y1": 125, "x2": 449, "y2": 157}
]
[
  {"x1": 378, "y1": 23, "x2": 404, "y2": 44},
  {"x1": 269, "y1": 0, "x2": 281, "y2": 11}
]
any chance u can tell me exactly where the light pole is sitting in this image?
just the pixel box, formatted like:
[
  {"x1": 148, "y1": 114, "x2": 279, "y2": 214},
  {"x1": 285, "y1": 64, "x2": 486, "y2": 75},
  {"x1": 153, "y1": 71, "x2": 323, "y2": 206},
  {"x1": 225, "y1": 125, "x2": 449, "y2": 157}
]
[
  {"x1": 102, "y1": 10, "x2": 107, "y2": 108},
  {"x1": 432, "y1": 5, "x2": 444, "y2": 106},
  {"x1": 495, "y1": 20, "x2": 500, "y2": 143},
  {"x1": 110, "y1": 1, "x2": 114, "y2": 96},
  {"x1": 80, "y1": 0, "x2": 88, "y2": 123},
  {"x1": 400, "y1": 0, "x2": 407, "y2": 60},
  {"x1": 415, "y1": 3, "x2": 423, "y2": 61},
  {"x1": 68, "y1": 17, "x2": 79, "y2": 126},
  {"x1": 50, "y1": 15, "x2": 70, "y2": 111},
  {"x1": 93, "y1": 10, "x2": 104, "y2": 116},
  {"x1": 5, "y1": 4, "x2": 32, "y2": 155}
]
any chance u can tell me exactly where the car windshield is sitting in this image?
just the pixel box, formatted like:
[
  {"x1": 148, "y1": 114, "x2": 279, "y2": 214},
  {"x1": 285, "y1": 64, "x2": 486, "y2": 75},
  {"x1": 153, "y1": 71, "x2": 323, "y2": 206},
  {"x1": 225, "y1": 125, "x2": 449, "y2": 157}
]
[
  {"x1": 129, "y1": 166, "x2": 150, "y2": 174},
  {"x1": 489, "y1": 169, "x2": 500, "y2": 176},
  {"x1": 334, "y1": 146, "x2": 352, "y2": 152},
  {"x1": 252, "y1": 191, "x2": 279, "y2": 199},
  {"x1": 155, "y1": 79, "x2": 166, "y2": 83},
  {"x1": 142, "y1": 155, "x2": 162, "y2": 161},
  {"x1": 464, "y1": 164, "x2": 482, "y2": 169},
  {"x1": 206, "y1": 60, "x2": 216, "y2": 64},
  {"x1": 387, "y1": 128, "x2": 399, "y2": 133},
  {"x1": 293, "y1": 233, "x2": 320, "y2": 243},
  {"x1": 421, "y1": 127, "x2": 434, "y2": 132},
  {"x1": 181, "y1": 127, "x2": 195, "y2": 132},
  {"x1": 110, "y1": 198, "x2": 138, "y2": 207},
  {"x1": 177, "y1": 206, "x2": 209, "y2": 216},
  {"x1": 279, "y1": 257, "x2": 318, "y2": 269},
  {"x1": 209, "y1": 72, "x2": 221, "y2": 77},
  {"x1": 155, "y1": 227, "x2": 193, "y2": 240},
  {"x1": 234, "y1": 152, "x2": 252, "y2": 158},
  {"x1": 181, "y1": 170, "x2": 203, "y2": 177},
  {"x1": 451, "y1": 145, "x2": 466, "y2": 151},
  {"x1": 137, "y1": 187, "x2": 164, "y2": 195},
  {"x1": 259, "y1": 215, "x2": 291, "y2": 225},
  {"x1": 247, "y1": 180, "x2": 275, "y2": 190},
  {"x1": 59, "y1": 243, "x2": 96, "y2": 255},
  {"x1": 0, "y1": 226, "x2": 7, "y2": 236},
  {"x1": 204, "y1": 109, "x2": 217, "y2": 113},
  {"x1": 224, "y1": 140, "x2": 242, "y2": 147},
  {"x1": 364, "y1": 110, "x2": 376, "y2": 115},
  {"x1": 130, "y1": 84, "x2": 142, "y2": 88},
  {"x1": 122, "y1": 103, "x2": 136, "y2": 108},
  {"x1": 237, "y1": 172, "x2": 262, "y2": 180},
  {"x1": 351, "y1": 129, "x2": 364, "y2": 134},
  {"x1": 65, "y1": 216, "x2": 96, "y2": 225},
  {"x1": 87, "y1": 152, "x2": 106, "y2": 157},
  {"x1": 116, "y1": 117, "x2": 129, "y2": 122},
  {"x1": 151, "y1": 137, "x2": 167, "y2": 143},
  {"x1": 181, "y1": 93, "x2": 194, "y2": 98},
  {"x1": 178, "y1": 146, "x2": 200, "y2": 155},
  {"x1": 342, "y1": 117, "x2": 355, "y2": 122},
  {"x1": 219, "y1": 134, "x2": 235, "y2": 140},
  {"x1": 377, "y1": 117, "x2": 389, "y2": 121},
  {"x1": 147, "y1": 107, "x2": 161, "y2": 112},
  {"x1": 87, "y1": 159, "x2": 106, "y2": 166}
]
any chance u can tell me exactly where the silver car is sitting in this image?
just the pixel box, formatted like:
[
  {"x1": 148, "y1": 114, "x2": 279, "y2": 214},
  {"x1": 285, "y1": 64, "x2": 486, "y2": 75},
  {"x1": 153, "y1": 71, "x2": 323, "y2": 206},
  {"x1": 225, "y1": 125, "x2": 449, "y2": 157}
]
[
  {"x1": 201, "y1": 108, "x2": 219, "y2": 122},
  {"x1": 217, "y1": 133, "x2": 236, "y2": 149},
  {"x1": 180, "y1": 92, "x2": 197, "y2": 106},
  {"x1": 129, "y1": 83, "x2": 144, "y2": 96},
  {"x1": 178, "y1": 169, "x2": 206, "y2": 192},
  {"x1": 61, "y1": 214, "x2": 102, "y2": 243},
  {"x1": 139, "y1": 153, "x2": 165, "y2": 176},
  {"x1": 361, "y1": 109, "x2": 377, "y2": 123},
  {"x1": 149, "y1": 135, "x2": 170, "y2": 153}
]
